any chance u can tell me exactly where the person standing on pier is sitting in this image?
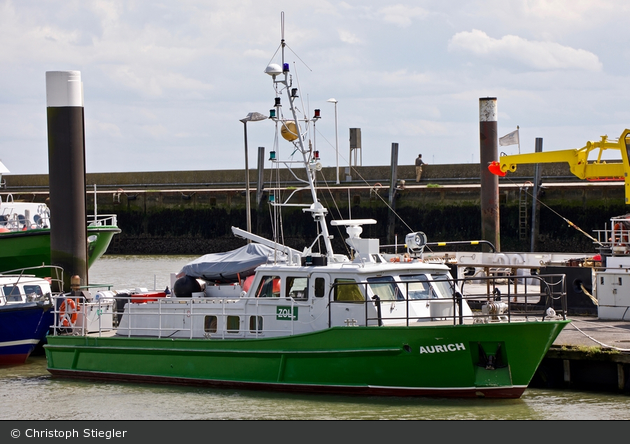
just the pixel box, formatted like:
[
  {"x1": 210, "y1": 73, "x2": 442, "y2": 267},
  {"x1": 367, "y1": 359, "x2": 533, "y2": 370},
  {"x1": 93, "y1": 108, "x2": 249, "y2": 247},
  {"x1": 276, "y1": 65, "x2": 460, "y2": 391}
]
[{"x1": 415, "y1": 154, "x2": 426, "y2": 182}]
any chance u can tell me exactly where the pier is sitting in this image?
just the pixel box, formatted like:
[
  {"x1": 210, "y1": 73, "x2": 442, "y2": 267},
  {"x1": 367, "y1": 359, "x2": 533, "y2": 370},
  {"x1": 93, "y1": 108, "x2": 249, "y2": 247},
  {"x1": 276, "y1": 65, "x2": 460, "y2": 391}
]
[{"x1": 532, "y1": 317, "x2": 630, "y2": 394}]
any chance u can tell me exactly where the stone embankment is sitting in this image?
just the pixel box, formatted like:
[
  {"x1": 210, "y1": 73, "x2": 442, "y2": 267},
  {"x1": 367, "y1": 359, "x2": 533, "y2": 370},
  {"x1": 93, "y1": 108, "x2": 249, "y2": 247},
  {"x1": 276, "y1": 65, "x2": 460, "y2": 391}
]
[{"x1": 2, "y1": 162, "x2": 625, "y2": 255}]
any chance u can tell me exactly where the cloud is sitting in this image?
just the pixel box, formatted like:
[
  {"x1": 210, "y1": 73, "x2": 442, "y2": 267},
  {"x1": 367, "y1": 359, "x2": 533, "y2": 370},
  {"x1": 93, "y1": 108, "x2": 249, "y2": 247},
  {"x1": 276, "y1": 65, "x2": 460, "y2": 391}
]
[
  {"x1": 338, "y1": 29, "x2": 361, "y2": 44},
  {"x1": 448, "y1": 29, "x2": 602, "y2": 72},
  {"x1": 378, "y1": 4, "x2": 429, "y2": 28}
]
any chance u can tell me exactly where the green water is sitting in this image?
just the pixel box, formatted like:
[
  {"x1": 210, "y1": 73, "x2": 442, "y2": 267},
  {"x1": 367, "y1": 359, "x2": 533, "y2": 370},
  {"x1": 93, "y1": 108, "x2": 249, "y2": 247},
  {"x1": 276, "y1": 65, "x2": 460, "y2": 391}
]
[{"x1": 1, "y1": 354, "x2": 629, "y2": 420}]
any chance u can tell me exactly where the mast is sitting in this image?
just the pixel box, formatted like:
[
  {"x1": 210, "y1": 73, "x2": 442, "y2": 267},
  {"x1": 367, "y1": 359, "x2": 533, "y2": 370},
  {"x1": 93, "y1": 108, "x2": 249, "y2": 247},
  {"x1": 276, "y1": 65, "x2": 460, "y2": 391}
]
[{"x1": 265, "y1": 14, "x2": 335, "y2": 260}]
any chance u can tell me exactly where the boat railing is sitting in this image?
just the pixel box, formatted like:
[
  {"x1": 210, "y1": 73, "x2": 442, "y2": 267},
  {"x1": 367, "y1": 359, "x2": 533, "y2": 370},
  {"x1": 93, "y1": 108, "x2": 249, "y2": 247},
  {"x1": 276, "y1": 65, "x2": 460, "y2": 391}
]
[
  {"x1": 0, "y1": 210, "x2": 117, "y2": 231},
  {"x1": 329, "y1": 274, "x2": 567, "y2": 327},
  {"x1": 457, "y1": 273, "x2": 567, "y2": 320},
  {"x1": 0, "y1": 265, "x2": 64, "y2": 288},
  {"x1": 593, "y1": 216, "x2": 630, "y2": 256},
  {"x1": 87, "y1": 213, "x2": 118, "y2": 227},
  {"x1": 48, "y1": 293, "x2": 312, "y2": 339},
  {"x1": 48, "y1": 273, "x2": 567, "y2": 339}
]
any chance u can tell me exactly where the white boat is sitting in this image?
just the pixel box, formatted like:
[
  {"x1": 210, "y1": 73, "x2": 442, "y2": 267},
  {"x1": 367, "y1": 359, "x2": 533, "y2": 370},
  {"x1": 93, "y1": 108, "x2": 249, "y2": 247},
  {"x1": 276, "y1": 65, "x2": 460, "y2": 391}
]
[{"x1": 0, "y1": 266, "x2": 63, "y2": 364}]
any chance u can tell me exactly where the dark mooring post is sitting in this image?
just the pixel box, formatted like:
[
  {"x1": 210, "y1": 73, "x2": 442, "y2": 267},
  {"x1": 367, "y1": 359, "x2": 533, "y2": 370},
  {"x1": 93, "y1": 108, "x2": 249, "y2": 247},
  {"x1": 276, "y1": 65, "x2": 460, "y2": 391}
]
[
  {"x1": 530, "y1": 138, "x2": 543, "y2": 252},
  {"x1": 387, "y1": 143, "x2": 399, "y2": 245},
  {"x1": 46, "y1": 71, "x2": 88, "y2": 292},
  {"x1": 255, "y1": 146, "x2": 265, "y2": 236},
  {"x1": 479, "y1": 97, "x2": 500, "y2": 252}
]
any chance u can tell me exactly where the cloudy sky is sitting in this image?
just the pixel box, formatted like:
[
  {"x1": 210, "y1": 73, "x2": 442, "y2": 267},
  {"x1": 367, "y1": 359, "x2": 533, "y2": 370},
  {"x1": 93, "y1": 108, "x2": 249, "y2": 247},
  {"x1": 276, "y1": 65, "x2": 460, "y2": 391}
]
[{"x1": 1, "y1": 0, "x2": 628, "y2": 176}]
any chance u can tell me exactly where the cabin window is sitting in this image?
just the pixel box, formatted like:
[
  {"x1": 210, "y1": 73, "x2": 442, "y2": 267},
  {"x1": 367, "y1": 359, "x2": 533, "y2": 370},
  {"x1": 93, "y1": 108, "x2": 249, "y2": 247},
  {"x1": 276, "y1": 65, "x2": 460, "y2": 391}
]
[
  {"x1": 204, "y1": 316, "x2": 218, "y2": 333},
  {"x1": 431, "y1": 274, "x2": 456, "y2": 299},
  {"x1": 367, "y1": 276, "x2": 401, "y2": 301},
  {"x1": 399, "y1": 275, "x2": 432, "y2": 299},
  {"x1": 286, "y1": 276, "x2": 308, "y2": 300},
  {"x1": 226, "y1": 316, "x2": 240, "y2": 333},
  {"x1": 334, "y1": 278, "x2": 364, "y2": 302},
  {"x1": 314, "y1": 278, "x2": 325, "y2": 298},
  {"x1": 2, "y1": 285, "x2": 21, "y2": 302},
  {"x1": 249, "y1": 316, "x2": 263, "y2": 333},
  {"x1": 256, "y1": 276, "x2": 281, "y2": 298},
  {"x1": 24, "y1": 285, "x2": 44, "y2": 301}
]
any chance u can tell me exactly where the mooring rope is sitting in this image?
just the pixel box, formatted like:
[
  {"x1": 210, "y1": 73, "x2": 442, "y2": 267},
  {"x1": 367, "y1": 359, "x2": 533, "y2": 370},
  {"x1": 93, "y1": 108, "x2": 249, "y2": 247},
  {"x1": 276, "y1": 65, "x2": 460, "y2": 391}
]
[
  {"x1": 580, "y1": 283, "x2": 599, "y2": 306},
  {"x1": 567, "y1": 318, "x2": 630, "y2": 352}
]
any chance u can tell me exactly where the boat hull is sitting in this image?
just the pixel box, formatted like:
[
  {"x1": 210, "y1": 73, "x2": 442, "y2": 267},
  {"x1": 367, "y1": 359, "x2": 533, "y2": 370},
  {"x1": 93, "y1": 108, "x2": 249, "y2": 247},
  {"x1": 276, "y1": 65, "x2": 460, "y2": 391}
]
[
  {"x1": 45, "y1": 320, "x2": 569, "y2": 398},
  {"x1": 0, "y1": 303, "x2": 54, "y2": 365},
  {"x1": 0, "y1": 226, "x2": 120, "y2": 276}
]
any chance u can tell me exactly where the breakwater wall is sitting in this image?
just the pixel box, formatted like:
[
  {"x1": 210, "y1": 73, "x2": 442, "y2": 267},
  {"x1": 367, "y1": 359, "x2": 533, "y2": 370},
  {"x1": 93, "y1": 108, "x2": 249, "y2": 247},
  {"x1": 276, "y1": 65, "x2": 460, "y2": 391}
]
[{"x1": 3, "y1": 163, "x2": 625, "y2": 255}]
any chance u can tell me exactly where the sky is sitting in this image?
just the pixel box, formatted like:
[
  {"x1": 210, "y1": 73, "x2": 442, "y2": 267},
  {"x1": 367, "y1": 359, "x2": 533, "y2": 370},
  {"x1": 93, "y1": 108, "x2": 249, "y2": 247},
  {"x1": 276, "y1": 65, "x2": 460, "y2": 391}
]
[{"x1": 1, "y1": 0, "x2": 629, "y2": 176}]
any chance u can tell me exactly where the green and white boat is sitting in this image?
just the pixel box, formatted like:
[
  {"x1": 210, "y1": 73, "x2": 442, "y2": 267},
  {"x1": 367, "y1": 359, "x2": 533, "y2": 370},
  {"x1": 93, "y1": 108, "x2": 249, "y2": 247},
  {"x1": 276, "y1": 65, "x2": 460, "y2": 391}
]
[
  {"x1": 0, "y1": 195, "x2": 120, "y2": 277},
  {"x1": 44, "y1": 18, "x2": 569, "y2": 399}
]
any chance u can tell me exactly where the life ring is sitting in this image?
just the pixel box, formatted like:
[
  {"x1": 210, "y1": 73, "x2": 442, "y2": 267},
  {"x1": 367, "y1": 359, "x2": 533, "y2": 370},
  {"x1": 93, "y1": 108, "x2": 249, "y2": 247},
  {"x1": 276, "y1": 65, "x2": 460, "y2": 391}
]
[
  {"x1": 403, "y1": 253, "x2": 412, "y2": 262},
  {"x1": 59, "y1": 299, "x2": 78, "y2": 327}
]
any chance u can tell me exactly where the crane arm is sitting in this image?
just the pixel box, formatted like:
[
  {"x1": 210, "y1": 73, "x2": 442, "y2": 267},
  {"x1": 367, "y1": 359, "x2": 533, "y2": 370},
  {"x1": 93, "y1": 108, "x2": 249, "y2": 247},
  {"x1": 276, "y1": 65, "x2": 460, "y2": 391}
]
[{"x1": 490, "y1": 129, "x2": 630, "y2": 203}]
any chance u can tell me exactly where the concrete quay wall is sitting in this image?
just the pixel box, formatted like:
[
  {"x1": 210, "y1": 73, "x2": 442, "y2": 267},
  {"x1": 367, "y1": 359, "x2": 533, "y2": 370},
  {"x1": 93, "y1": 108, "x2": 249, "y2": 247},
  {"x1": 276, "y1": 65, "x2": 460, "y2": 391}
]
[
  {"x1": 4, "y1": 162, "x2": 623, "y2": 209},
  {"x1": 2, "y1": 163, "x2": 626, "y2": 255},
  {"x1": 4, "y1": 162, "x2": 580, "y2": 190}
]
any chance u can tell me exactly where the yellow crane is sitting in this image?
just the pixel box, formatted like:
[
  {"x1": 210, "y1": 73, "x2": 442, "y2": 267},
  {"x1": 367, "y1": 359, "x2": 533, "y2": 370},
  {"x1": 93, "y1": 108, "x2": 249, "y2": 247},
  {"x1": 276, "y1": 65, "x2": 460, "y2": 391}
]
[{"x1": 489, "y1": 129, "x2": 630, "y2": 203}]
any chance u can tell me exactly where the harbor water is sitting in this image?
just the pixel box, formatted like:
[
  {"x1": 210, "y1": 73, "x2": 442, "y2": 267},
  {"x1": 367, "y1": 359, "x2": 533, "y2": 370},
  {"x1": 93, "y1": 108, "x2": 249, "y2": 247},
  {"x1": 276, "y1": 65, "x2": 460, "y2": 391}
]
[{"x1": 2, "y1": 255, "x2": 630, "y2": 421}]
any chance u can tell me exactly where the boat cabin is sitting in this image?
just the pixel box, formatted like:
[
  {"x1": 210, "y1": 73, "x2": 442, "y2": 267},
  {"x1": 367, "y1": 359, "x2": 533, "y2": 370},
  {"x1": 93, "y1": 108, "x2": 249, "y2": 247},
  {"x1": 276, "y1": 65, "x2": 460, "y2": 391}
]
[
  {"x1": 113, "y1": 261, "x2": 473, "y2": 340},
  {"x1": 0, "y1": 275, "x2": 52, "y2": 305}
]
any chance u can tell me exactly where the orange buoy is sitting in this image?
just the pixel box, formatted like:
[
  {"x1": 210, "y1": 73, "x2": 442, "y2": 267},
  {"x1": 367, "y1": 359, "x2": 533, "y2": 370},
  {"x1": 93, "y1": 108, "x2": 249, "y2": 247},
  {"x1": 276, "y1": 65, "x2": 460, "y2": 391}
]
[{"x1": 281, "y1": 121, "x2": 299, "y2": 141}]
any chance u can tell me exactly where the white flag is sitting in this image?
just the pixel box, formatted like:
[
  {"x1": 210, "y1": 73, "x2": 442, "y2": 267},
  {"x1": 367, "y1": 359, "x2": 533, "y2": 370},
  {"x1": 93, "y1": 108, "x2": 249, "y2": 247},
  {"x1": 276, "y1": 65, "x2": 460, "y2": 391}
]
[{"x1": 499, "y1": 129, "x2": 519, "y2": 146}]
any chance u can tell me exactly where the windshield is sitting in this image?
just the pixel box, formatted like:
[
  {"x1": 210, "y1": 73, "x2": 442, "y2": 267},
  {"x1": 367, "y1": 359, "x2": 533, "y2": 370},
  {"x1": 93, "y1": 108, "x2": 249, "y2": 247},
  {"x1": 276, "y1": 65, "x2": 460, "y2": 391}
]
[
  {"x1": 367, "y1": 276, "x2": 402, "y2": 301},
  {"x1": 399, "y1": 274, "x2": 432, "y2": 299},
  {"x1": 398, "y1": 273, "x2": 456, "y2": 300},
  {"x1": 431, "y1": 274, "x2": 456, "y2": 299}
]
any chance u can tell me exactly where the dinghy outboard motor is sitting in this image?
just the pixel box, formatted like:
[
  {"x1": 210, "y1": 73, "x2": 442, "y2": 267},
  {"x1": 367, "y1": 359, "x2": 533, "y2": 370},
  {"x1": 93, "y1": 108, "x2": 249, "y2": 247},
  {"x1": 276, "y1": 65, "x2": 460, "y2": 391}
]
[{"x1": 173, "y1": 275, "x2": 203, "y2": 298}]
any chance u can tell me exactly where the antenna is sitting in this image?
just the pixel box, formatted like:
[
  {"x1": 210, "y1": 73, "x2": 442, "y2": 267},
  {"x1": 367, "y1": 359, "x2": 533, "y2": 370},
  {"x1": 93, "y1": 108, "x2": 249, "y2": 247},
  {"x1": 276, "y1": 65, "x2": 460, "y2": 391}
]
[{"x1": 281, "y1": 11, "x2": 285, "y2": 67}]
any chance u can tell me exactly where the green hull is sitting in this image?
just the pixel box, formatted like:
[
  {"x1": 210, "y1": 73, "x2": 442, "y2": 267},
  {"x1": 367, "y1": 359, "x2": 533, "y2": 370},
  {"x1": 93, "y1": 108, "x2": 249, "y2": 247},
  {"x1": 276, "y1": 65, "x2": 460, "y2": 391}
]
[
  {"x1": 45, "y1": 320, "x2": 569, "y2": 398},
  {"x1": 0, "y1": 226, "x2": 120, "y2": 277}
]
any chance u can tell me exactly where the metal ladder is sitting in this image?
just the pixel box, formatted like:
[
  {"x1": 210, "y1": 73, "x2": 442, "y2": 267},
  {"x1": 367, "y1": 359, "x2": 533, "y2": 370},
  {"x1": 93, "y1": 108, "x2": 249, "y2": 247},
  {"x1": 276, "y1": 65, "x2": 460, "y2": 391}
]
[{"x1": 518, "y1": 186, "x2": 528, "y2": 240}]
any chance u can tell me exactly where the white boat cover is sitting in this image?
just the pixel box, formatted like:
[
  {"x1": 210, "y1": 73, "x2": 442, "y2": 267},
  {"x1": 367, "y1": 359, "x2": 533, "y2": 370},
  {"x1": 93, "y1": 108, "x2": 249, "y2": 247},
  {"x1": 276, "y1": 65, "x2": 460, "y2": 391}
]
[{"x1": 178, "y1": 243, "x2": 277, "y2": 283}]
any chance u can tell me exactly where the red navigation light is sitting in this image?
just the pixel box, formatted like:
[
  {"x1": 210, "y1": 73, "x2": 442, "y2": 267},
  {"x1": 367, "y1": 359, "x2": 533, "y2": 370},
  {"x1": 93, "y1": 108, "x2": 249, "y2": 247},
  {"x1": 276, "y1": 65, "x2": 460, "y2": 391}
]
[{"x1": 488, "y1": 161, "x2": 506, "y2": 177}]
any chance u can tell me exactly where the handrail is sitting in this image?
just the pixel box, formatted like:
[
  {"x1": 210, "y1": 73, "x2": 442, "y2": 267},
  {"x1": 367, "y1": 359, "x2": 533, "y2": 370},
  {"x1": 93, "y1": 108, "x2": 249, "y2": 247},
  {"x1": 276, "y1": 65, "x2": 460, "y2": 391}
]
[
  {"x1": 87, "y1": 214, "x2": 118, "y2": 227},
  {"x1": 328, "y1": 274, "x2": 567, "y2": 327},
  {"x1": 49, "y1": 273, "x2": 567, "y2": 339}
]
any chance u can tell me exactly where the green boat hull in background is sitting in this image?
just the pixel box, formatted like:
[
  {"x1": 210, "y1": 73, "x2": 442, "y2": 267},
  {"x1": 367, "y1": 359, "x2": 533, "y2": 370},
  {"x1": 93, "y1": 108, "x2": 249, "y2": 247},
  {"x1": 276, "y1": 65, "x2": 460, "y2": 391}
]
[
  {"x1": 45, "y1": 320, "x2": 569, "y2": 398},
  {"x1": 0, "y1": 226, "x2": 120, "y2": 277}
]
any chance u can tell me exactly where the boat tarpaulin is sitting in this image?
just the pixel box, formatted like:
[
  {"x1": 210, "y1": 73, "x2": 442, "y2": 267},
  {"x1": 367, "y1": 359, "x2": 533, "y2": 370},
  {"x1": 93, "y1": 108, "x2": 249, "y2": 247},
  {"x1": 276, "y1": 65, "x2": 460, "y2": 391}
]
[{"x1": 178, "y1": 244, "x2": 278, "y2": 283}]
